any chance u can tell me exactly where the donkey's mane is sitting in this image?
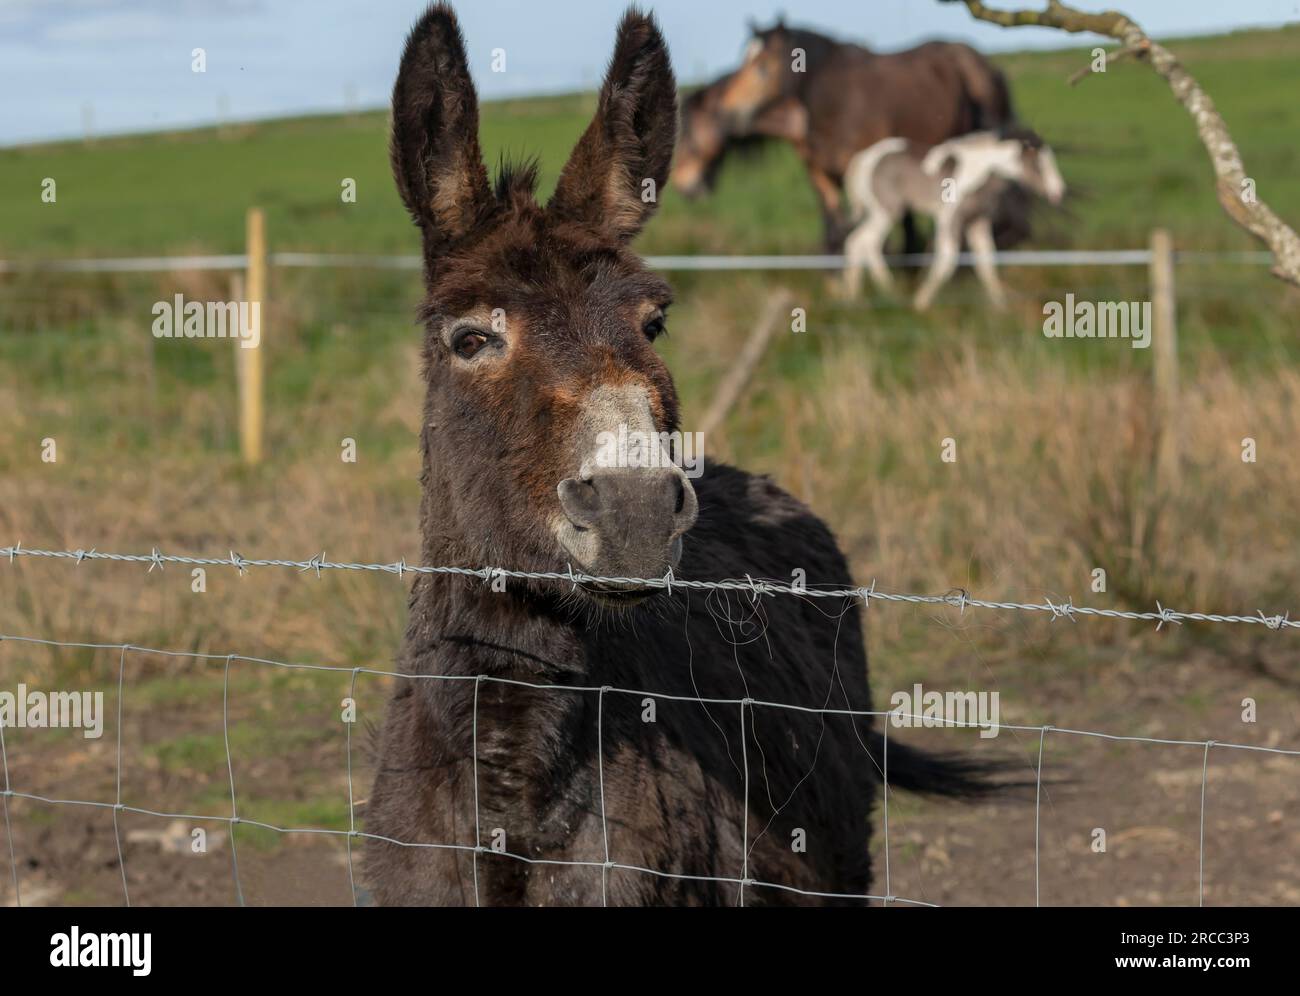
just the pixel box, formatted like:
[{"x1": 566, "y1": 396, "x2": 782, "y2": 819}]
[{"x1": 492, "y1": 156, "x2": 541, "y2": 207}]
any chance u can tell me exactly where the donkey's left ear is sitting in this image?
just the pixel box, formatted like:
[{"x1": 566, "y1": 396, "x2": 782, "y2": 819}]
[
  {"x1": 548, "y1": 7, "x2": 676, "y2": 243},
  {"x1": 390, "y1": 3, "x2": 493, "y2": 269}
]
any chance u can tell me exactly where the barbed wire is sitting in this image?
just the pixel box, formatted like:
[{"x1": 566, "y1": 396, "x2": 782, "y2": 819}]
[
  {"x1": 1, "y1": 631, "x2": 1295, "y2": 910},
  {"x1": 2, "y1": 544, "x2": 1295, "y2": 633}
]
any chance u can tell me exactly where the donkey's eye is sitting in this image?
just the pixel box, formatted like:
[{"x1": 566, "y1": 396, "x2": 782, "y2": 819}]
[
  {"x1": 643, "y1": 316, "x2": 667, "y2": 341},
  {"x1": 451, "y1": 327, "x2": 491, "y2": 360}
]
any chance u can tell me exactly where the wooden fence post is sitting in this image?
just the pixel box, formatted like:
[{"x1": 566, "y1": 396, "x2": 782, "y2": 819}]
[
  {"x1": 699, "y1": 289, "x2": 794, "y2": 440},
  {"x1": 1150, "y1": 229, "x2": 1179, "y2": 491},
  {"x1": 238, "y1": 207, "x2": 266, "y2": 464}
]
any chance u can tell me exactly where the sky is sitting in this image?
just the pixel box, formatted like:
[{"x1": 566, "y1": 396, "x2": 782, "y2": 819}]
[{"x1": 2, "y1": 0, "x2": 1298, "y2": 146}]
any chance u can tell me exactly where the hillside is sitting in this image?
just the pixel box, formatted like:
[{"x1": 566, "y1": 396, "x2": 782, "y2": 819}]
[{"x1": 2, "y1": 26, "x2": 1298, "y2": 258}]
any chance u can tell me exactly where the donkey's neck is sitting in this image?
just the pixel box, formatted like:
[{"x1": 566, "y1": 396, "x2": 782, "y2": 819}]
[
  {"x1": 407, "y1": 575, "x2": 584, "y2": 677},
  {"x1": 404, "y1": 461, "x2": 595, "y2": 867},
  {"x1": 408, "y1": 440, "x2": 586, "y2": 682}
]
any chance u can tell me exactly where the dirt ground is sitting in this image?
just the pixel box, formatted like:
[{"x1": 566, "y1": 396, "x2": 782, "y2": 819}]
[{"x1": 2, "y1": 620, "x2": 1295, "y2": 908}]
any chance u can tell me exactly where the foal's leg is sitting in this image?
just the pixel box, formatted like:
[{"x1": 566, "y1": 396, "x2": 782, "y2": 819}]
[
  {"x1": 841, "y1": 219, "x2": 868, "y2": 298},
  {"x1": 967, "y1": 215, "x2": 1006, "y2": 310},
  {"x1": 913, "y1": 213, "x2": 960, "y2": 311},
  {"x1": 843, "y1": 211, "x2": 896, "y2": 297}
]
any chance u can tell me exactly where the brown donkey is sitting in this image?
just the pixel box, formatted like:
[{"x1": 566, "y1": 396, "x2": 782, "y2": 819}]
[{"x1": 365, "y1": 2, "x2": 995, "y2": 907}]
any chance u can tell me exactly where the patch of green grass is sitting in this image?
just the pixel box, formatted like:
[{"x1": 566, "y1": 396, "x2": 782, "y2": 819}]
[
  {"x1": 18, "y1": 805, "x2": 60, "y2": 827},
  {"x1": 149, "y1": 731, "x2": 229, "y2": 774},
  {"x1": 148, "y1": 705, "x2": 337, "y2": 777},
  {"x1": 59, "y1": 888, "x2": 101, "y2": 905},
  {"x1": 1179, "y1": 690, "x2": 1211, "y2": 718},
  {"x1": 232, "y1": 797, "x2": 351, "y2": 852}
]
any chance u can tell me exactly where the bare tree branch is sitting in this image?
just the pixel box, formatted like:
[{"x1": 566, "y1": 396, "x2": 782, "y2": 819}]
[
  {"x1": 1065, "y1": 41, "x2": 1146, "y2": 86},
  {"x1": 941, "y1": 0, "x2": 1300, "y2": 287}
]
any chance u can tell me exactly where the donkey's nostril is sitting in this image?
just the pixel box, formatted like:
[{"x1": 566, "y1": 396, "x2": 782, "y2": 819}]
[
  {"x1": 673, "y1": 473, "x2": 699, "y2": 535},
  {"x1": 558, "y1": 477, "x2": 602, "y2": 530}
]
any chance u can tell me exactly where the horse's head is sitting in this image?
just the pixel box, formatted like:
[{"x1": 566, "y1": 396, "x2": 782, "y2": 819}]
[
  {"x1": 671, "y1": 71, "x2": 808, "y2": 199},
  {"x1": 713, "y1": 18, "x2": 797, "y2": 130},
  {"x1": 671, "y1": 77, "x2": 732, "y2": 197},
  {"x1": 392, "y1": 3, "x2": 697, "y2": 607}
]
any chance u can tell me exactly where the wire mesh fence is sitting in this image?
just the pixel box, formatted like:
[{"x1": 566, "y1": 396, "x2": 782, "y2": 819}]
[{"x1": 1, "y1": 546, "x2": 1297, "y2": 907}]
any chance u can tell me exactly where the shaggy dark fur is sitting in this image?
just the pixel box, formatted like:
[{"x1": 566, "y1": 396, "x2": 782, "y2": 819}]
[{"x1": 365, "y1": 2, "x2": 992, "y2": 907}]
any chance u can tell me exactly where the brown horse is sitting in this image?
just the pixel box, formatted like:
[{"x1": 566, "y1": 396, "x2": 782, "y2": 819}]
[
  {"x1": 672, "y1": 20, "x2": 1031, "y2": 252},
  {"x1": 364, "y1": 2, "x2": 1000, "y2": 906},
  {"x1": 673, "y1": 69, "x2": 808, "y2": 198}
]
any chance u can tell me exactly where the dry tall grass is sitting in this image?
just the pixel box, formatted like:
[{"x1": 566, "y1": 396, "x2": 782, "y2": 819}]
[{"x1": 754, "y1": 344, "x2": 1300, "y2": 654}]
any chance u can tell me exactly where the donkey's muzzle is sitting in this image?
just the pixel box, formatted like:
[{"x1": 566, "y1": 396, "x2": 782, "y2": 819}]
[{"x1": 556, "y1": 466, "x2": 699, "y2": 584}]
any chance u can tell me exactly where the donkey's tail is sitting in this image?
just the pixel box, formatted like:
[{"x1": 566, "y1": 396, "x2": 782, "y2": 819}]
[{"x1": 867, "y1": 729, "x2": 1027, "y2": 799}]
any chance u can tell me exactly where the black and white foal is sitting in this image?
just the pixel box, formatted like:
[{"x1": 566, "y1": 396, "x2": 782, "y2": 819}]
[{"x1": 842, "y1": 129, "x2": 1066, "y2": 310}]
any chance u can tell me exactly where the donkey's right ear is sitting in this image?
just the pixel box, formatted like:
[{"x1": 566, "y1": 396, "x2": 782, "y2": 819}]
[{"x1": 390, "y1": 3, "x2": 493, "y2": 259}]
